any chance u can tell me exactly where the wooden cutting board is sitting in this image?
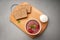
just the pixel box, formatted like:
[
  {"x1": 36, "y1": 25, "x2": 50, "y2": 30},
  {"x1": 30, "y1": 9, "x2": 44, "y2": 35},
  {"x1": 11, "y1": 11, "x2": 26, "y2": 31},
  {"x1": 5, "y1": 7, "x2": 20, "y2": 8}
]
[{"x1": 10, "y1": 2, "x2": 48, "y2": 38}]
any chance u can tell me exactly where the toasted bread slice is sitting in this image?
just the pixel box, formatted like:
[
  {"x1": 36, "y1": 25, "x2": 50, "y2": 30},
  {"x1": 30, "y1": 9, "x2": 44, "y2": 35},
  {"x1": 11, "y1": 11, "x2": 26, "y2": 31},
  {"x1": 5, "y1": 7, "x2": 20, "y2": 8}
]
[
  {"x1": 20, "y1": 2, "x2": 32, "y2": 13},
  {"x1": 12, "y1": 2, "x2": 32, "y2": 20},
  {"x1": 13, "y1": 7, "x2": 27, "y2": 20},
  {"x1": 25, "y1": 4, "x2": 32, "y2": 13}
]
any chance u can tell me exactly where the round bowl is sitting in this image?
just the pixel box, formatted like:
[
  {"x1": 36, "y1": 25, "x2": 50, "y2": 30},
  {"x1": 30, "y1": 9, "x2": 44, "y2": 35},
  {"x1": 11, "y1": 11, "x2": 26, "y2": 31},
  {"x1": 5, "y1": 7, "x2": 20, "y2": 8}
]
[{"x1": 25, "y1": 18, "x2": 41, "y2": 35}]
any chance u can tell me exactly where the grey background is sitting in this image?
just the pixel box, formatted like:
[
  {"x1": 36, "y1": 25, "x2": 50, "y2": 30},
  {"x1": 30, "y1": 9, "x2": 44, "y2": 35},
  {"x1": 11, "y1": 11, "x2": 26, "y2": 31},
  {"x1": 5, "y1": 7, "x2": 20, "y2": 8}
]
[{"x1": 0, "y1": 0, "x2": 60, "y2": 40}]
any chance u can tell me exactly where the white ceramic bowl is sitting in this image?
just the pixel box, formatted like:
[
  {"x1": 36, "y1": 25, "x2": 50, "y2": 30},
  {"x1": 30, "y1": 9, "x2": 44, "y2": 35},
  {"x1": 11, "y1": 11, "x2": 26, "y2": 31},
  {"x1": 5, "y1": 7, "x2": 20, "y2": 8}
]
[{"x1": 40, "y1": 15, "x2": 48, "y2": 23}]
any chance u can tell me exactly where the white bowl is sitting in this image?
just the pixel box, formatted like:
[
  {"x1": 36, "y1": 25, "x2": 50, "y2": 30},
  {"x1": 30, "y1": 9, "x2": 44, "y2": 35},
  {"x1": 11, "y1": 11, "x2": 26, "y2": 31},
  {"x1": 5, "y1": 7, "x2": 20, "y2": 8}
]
[{"x1": 40, "y1": 14, "x2": 48, "y2": 23}]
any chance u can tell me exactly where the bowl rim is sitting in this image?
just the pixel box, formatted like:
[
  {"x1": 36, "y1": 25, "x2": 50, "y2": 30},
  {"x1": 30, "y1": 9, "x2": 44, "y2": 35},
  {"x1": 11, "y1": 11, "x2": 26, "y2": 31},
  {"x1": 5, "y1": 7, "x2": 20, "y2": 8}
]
[{"x1": 25, "y1": 18, "x2": 42, "y2": 35}]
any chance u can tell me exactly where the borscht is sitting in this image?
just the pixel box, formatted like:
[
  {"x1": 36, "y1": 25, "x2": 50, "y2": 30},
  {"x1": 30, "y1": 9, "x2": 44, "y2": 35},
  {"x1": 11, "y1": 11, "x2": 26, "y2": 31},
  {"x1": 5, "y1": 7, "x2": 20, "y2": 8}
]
[{"x1": 26, "y1": 19, "x2": 41, "y2": 35}]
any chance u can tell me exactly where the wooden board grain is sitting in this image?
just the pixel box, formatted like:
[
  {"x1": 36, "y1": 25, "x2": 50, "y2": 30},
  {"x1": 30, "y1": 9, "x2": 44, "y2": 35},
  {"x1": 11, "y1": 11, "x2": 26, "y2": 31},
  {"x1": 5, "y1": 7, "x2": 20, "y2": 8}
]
[{"x1": 10, "y1": 2, "x2": 48, "y2": 38}]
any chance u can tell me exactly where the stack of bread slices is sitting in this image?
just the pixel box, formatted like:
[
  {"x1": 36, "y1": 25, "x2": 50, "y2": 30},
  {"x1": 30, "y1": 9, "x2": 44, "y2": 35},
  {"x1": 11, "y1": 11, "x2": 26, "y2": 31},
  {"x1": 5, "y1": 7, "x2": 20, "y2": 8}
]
[{"x1": 12, "y1": 2, "x2": 32, "y2": 20}]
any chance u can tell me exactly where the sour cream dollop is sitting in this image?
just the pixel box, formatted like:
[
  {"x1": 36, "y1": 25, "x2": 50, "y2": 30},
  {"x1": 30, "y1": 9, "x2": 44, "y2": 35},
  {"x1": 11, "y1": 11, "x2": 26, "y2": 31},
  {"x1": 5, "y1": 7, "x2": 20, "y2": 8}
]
[{"x1": 40, "y1": 15, "x2": 48, "y2": 23}]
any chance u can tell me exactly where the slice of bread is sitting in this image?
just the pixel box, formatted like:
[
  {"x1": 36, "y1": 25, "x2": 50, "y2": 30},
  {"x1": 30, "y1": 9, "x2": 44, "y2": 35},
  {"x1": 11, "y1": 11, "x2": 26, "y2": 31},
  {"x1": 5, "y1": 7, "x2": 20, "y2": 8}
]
[
  {"x1": 25, "y1": 4, "x2": 32, "y2": 13},
  {"x1": 13, "y1": 7, "x2": 27, "y2": 20},
  {"x1": 20, "y1": 2, "x2": 32, "y2": 13},
  {"x1": 12, "y1": 2, "x2": 32, "y2": 20}
]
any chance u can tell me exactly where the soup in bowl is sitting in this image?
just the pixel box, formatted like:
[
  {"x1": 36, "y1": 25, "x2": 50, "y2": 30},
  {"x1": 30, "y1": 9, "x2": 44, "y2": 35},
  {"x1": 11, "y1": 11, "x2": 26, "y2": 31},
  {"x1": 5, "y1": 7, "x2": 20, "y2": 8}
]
[{"x1": 25, "y1": 19, "x2": 41, "y2": 35}]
